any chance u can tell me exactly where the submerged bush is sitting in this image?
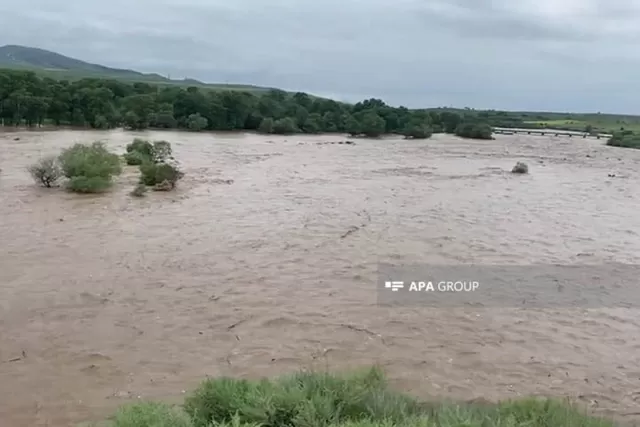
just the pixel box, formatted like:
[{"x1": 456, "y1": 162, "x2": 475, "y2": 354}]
[
  {"x1": 455, "y1": 122, "x2": 493, "y2": 140},
  {"x1": 58, "y1": 142, "x2": 122, "y2": 193},
  {"x1": 124, "y1": 150, "x2": 149, "y2": 166},
  {"x1": 27, "y1": 155, "x2": 62, "y2": 187},
  {"x1": 66, "y1": 175, "x2": 113, "y2": 193},
  {"x1": 59, "y1": 142, "x2": 122, "y2": 179},
  {"x1": 125, "y1": 139, "x2": 173, "y2": 164},
  {"x1": 403, "y1": 124, "x2": 433, "y2": 139},
  {"x1": 126, "y1": 138, "x2": 154, "y2": 157},
  {"x1": 139, "y1": 161, "x2": 184, "y2": 190}
]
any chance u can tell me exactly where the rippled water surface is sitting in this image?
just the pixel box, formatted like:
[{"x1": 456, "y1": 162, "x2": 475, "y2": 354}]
[{"x1": 2, "y1": 129, "x2": 640, "y2": 426}]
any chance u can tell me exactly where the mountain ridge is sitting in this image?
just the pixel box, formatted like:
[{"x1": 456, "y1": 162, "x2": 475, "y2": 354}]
[{"x1": 0, "y1": 44, "x2": 273, "y2": 91}]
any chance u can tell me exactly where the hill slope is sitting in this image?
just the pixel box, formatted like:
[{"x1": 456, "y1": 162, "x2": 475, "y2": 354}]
[{"x1": 0, "y1": 44, "x2": 273, "y2": 92}]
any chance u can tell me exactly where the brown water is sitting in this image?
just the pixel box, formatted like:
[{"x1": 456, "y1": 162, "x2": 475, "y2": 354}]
[{"x1": 2, "y1": 129, "x2": 640, "y2": 426}]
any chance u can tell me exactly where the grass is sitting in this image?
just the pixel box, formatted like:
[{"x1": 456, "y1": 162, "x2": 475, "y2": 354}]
[{"x1": 91, "y1": 367, "x2": 616, "y2": 427}]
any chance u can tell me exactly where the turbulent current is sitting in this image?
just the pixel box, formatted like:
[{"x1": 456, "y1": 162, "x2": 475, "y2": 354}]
[{"x1": 1, "y1": 129, "x2": 640, "y2": 426}]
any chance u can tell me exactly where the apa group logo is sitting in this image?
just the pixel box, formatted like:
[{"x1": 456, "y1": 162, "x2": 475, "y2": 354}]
[{"x1": 384, "y1": 281, "x2": 405, "y2": 291}]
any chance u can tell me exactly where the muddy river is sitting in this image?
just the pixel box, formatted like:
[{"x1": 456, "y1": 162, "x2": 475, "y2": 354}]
[{"x1": 1, "y1": 129, "x2": 640, "y2": 426}]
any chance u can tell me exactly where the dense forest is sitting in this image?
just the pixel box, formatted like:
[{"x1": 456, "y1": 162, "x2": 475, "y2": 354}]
[{"x1": 0, "y1": 69, "x2": 493, "y2": 139}]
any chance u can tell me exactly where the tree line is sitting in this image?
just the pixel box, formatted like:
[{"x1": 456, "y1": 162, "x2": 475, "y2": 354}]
[{"x1": 0, "y1": 69, "x2": 492, "y2": 139}]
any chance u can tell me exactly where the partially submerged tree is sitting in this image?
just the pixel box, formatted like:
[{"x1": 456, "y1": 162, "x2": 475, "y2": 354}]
[
  {"x1": 27, "y1": 155, "x2": 62, "y2": 188},
  {"x1": 58, "y1": 142, "x2": 122, "y2": 193},
  {"x1": 139, "y1": 161, "x2": 184, "y2": 191}
]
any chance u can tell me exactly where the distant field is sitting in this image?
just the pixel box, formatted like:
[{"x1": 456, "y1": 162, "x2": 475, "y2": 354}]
[{"x1": 524, "y1": 118, "x2": 640, "y2": 134}]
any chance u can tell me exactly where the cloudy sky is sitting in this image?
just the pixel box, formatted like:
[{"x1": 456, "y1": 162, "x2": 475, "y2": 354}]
[{"x1": 1, "y1": 0, "x2": 639, "y2": 113}]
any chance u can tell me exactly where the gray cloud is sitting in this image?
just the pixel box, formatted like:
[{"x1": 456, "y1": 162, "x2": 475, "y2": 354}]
[{"x1": 1, "y1": 0, "x2": 639, "y2": 112}]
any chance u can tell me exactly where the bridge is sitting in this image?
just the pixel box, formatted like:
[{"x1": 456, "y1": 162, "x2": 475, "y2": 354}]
[{"x1": 493, "y1": 127, "x2": 611, "y2": 140}]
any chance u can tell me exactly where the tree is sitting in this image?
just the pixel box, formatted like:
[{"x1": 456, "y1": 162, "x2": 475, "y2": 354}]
[
  {"x1": 27, "y1": 156, "x2": 62, "y2": 187},
  {"x1": 272, "y1": 117, "x2": 298, "y2": 134},
  {"x1": 345, "y1": 115, "x2": 361, "y2": 136},
  {"x1": 258, "y1": 117, "x2": 274, "y2": 134},
  {"x1": 58, "y1": 142, "x2": 122, "y2": 193},
  {"x1": 403, "y1": 123, "x2": 433, "y2": 139},
  {"x1": 359, "y1": 111, "x2": 386, "y2": 137},
  {"x1": 302, "y1": 113, "x2": 323, "y2": 134},
  {"x1": 0, "y1": 69, "x2": 513, "y2": 138},
  {"x1": 187, "y1": 113, "x2": 208, "y2": 131},
  {"x1": 455, "y1": 122, "x2": 493, "y2": 140}
]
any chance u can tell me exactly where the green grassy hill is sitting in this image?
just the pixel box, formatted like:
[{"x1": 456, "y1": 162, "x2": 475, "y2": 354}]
[{"x1": 0, "y1": 44, "x2": 275, "y2": 92}]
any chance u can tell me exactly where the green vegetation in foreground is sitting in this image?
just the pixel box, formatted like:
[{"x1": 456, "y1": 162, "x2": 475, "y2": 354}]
[
  {"x1": 0, "y1": 69, "x2": 492, "y2": 140},
  {"x1": 606, "y1": 130, "x2": 640, "y2": 149},
  {"x1": 97, "y1": 367, "x2": 614, "y2": 427}
]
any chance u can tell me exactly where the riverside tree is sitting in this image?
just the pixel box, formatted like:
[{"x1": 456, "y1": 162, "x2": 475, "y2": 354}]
[{"x1": 0, "y1": 68, "x2": 494, "y2": 139}]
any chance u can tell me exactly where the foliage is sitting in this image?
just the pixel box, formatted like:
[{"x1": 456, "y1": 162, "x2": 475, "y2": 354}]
[
  {"x1": 125, "y1": 138, "x2": 172, "y2": 164},
  {"x1": 345, "y1": 116, "x2": 361, "y2": 136},
  {"x1": 114, "y1": 401, "x2": 193, "y2": 427},
  {"x1": 258, "y1": 117, "x2": 274, "y2": 134},
  {"x1": 27, "y1": 155, "x2": 62, "y2": 187},
  {"x1": 66, "y1": 175, "x2": 114, "y2": 193},
  {"x1": 0, "y1": 69, "x2": 494, "y2": 138},
  {"x1": 126, "y1": 138, "x2": 154, "y2": 157},
  {"x1": 187, "y1": 113, "x2": 208, "y2": 131},
  {"x1": 606, "y1": 131, "x2": 640, "y2": 149},
  {"x1": 124, "y1": 150, "x2": 149, "y2": 166},
  {"x1": 358, "y1": 111, "x2": 386, "y2": 137},
  {"x1": 403, "y1": 123, "x2": 433, "y2": 139},
  {"x1": 58, "y1": 142, "x2": 122, "y2": 193},
  {"x1": 130, "y1": 183, "x2": 148, "y2": 197},
  {"x1": 455, "y1": 122, "x2": 493, "y2": 139},
  {"x1": 139, "y1": 161, "x2": 184, "y2": 190},
  {"x1": 272, "y1": 117, "x2": 298, "y2": 134},
  {"x1": 105, "y1": 367, "x2": 616, "y2": 427}
]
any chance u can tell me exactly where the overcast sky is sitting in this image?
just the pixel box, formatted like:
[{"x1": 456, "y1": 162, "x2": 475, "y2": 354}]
[{"x1": 1, "y1": 0, "x2": 639, "y2": 113}]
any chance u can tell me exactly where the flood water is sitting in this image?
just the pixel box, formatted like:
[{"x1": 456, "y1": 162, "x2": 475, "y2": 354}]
[{"x1": 2, "y1": 129, "x2": 640, "y2": 426}]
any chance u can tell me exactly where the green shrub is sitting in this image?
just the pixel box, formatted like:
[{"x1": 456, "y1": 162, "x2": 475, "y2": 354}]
[
  {"x1": 273, "y1": 117, "x2": 299, "y2": 135},
  {"x1": 187, "y1": 113, "x2": 208, "y2": 131},
  {"x1": 183, "y1": 367, "x2": 424, "y2": 427},
  {"x1": 403, "y1": 124, "x2": 433, "y2": 139},
  {"x1": 66, "y1": 176, "x2": 113, "y2": 193},
  {"x1": 126, "y1": 139, "x2": 154, "y2": 157},
  {"x1": 58, "y1": 142, "x2": 122, "y2": 193},
  {"x1": 125, "y1": 139, "x2": 173, "y2": 164},
  {"x1": 258, "y1": 117, "x2": 274, "y2": 134},
  {"x1": 27, "y1": 155, "x2": 62, "y2": 187},
  {"x1": 139, "y1": 162, "x2": 184, "y2": 190},
  {"x1": 455, "y1": 122, "x2": 493, "y2": 139},
  {"x1": 114, "y1": 401, "x2": 193, "y2": 427},
  {"x1": 607, "y1": 132, "x2": 640, "y2": 149},
  {"x1": 124, "y1": 150, "x2": 150, "y2": 166},
  {"x1": 59, "y1": 142, "x2": 122, "y2": 179}
]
